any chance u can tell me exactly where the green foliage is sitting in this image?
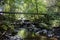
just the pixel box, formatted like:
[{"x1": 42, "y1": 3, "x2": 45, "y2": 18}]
[
  {"x1": 0, "y1": 20, "x2": 14, "y2": 30},
  {"x1": 17, "y1": 29, "x2": 29, "y2": 38},
  {"x1": 0, "y1": 0, "x2": 60, "y2": 40}
]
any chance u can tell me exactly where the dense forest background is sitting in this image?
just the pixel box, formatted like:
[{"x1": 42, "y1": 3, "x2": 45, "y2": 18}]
[{"x1": 0, "y1": 0, "x2": 60, "y2": 40}]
